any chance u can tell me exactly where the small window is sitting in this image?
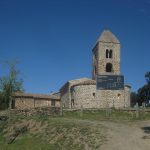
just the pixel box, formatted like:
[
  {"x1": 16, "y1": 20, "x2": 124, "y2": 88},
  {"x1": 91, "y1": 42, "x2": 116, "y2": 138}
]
[
  {"x1": 93, "y1": 93, "x2": 95, "y2": 97},
  {"x1": 117, "y1": 94, "x2": 121, "y2": 99},
  {"x1": 106, "y1": 63, "x2": 113, "y2": 72}
]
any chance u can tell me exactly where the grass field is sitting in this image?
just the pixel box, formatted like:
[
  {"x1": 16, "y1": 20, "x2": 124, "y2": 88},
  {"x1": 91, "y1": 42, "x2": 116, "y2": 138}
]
[{"x1": 0, "y1": 109, "x2": 150, "y2": 150}]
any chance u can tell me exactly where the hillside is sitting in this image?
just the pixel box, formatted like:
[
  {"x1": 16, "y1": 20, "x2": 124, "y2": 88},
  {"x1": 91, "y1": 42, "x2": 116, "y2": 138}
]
[{"x1": 0, "y1": 110, "x2": 150, "y2": 150}]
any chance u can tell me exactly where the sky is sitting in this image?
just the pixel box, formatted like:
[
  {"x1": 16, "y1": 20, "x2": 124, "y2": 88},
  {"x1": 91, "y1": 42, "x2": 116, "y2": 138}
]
[{"x1": 0, "y1": 0, "x2": 150, "y2": 94}]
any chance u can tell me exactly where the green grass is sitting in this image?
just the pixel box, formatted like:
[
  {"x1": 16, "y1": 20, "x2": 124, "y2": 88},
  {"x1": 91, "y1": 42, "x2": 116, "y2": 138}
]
[
  {"x1": 63, "y1": 109, "x2": 150, "y2": 121},
  {"x1": 0, "y1": 134, "x2": 58, "y2": 150},
  {"x1": 0, "y1": 114, "x2": 107, "y2": 150}
]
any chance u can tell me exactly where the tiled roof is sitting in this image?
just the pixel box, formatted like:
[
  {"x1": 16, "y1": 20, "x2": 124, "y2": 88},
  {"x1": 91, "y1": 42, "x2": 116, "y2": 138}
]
[
  {"x1": 97, "y1": 30, "x2": 120, "y2": 44},
  {"x1": 60, "y1": 78, "x2": 96, "y2": 94},
  {"x1": 12, "y1": 92, "x2": 60, "y2": 100},
  {"x1": 70, "y1": 80, "x2": 96, "y2": 90}
]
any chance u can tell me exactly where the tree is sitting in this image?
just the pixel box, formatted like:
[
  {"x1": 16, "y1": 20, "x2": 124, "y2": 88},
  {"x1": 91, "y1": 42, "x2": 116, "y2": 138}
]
[
  {"x1": 145, "y1": 71, "x2": 150, "y2": 84},
  {"x1": 137, "y1": 71, "x2": 150, "y2": 105},
  {"x1": 0, "y1": 60, "x2": 24, "y2": 110},
  {"x1": 138, "y1": 84, "x2": 150, "y2": 105}
]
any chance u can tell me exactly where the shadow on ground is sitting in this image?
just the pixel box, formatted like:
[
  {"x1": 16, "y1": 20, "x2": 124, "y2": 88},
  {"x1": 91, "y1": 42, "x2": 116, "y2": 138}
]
[{"x1": 141, "y1": 126, "x2": 150, "y2": 139}]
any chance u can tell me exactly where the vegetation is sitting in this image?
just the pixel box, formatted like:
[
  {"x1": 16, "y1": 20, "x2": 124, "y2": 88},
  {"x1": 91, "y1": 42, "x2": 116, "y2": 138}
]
[
  {"x1": 0, "y1": 60, "x2": 24, "y2": 110},
  {"x1": 145, "y1": 71, "x2": 150, "y2": 84},
  {"x1": 0, "y1": 109, "x2": 150, "y2": 149},
  {"x1": 130, "y1": 71, "x2": 150, "y2": 107},
  {"x1": 0, "y1": 112, "x2": 108, "y2": 150},
  {"x1": 63, "y1": 109, "x2": 150, "y2": 121},
  {"x1": 137, "y1": 71, "x2": 150, "y2": 106}
]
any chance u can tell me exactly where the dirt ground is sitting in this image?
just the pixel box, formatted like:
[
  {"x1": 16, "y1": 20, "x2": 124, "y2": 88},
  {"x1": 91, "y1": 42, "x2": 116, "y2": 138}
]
[{"x1": 98, "y1": 120, "x2": 150, "y2": 150}]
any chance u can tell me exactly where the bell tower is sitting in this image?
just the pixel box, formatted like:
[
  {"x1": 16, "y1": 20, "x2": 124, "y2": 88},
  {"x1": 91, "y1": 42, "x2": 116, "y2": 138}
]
[{"x1": 92, "y1": 30, "x2": 120, "y2": 80}]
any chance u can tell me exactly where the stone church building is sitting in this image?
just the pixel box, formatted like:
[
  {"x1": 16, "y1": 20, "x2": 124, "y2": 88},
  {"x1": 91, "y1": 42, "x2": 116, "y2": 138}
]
[{"x1": 60, "y1": 30, "x2": 131, "y2": 109}]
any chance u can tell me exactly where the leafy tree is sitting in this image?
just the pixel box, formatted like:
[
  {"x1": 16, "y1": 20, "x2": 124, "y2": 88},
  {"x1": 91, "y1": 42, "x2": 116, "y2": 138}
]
[
  {"x1": 0, "y1": 60, "x2": 24, "y2": 110},
  {"x1": 137, "y1": 71, "x2": 150, "y2": 105},
  {"x1": 138, "y1": 85, "x2": 150, "y2": 105},
  {"x1": 145, "y1": 71, "x2": 150, "y2": 84}
]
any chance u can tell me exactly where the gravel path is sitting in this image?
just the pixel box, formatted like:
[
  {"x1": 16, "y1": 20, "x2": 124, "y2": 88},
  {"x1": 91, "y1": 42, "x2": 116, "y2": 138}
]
[
  {"x1": 99, "y1": 120, "x2": 150, "y2": 150},
  {"x1": 65, "y1": 118, "x2": 150, "y2": 150}
]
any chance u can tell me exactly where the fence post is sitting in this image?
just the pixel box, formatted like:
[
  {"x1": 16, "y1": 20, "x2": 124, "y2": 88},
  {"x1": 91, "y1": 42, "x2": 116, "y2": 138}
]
[
  {"x1": 60, "y1": 102, "x2": 63, "y2": 117},
  {"x1": 80, "y1": 105, "x2": 83, "y2": 117},
  {"x1": 142, "y1": 102, "x2": 145, "y2": 117},
  {"x1": 136, "y1": 102, "x2": 139, "y2": 118},
  {"x1": 106, "y1": 101, "x2": 110, "y2": 117}
]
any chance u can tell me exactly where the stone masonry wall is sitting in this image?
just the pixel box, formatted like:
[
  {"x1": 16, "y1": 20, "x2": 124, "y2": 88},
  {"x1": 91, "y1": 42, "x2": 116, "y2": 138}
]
[
  {"x1": 71, "y1": 85, "x2": 97, "y2": 108},
  {"x1": 124, "y1": 86, "x2": 131, "y2": 107},
  {"x1": 92, "y1": 42, "x2": 121, "y2": 79},
  {"x1": 15, "y1": 98, "x2": 60, "y2": 109},
  {"x1": 97, "y1": 42, "x2": 120, "y2": 75},
  {"x1": 96, "y1": 90, "x2": 125, "y2": 108},
  {"x1": 69, "y1": 84, "x2": 129, "y2": 109},
  {"x1": 61, "y1": 92, "x2": 70, "y2": 108},
  {"x1": 15, "y1": 98, "x2": 35, "y2": 109}
]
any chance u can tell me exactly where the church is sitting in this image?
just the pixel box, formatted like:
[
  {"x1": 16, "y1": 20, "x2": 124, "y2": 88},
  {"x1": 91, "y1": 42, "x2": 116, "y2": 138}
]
[
  {"x1": 60, "y1": 30, "x2": 131, "y2": 109},
  {"x1": 12, "y1": 29, "x2": 131, "y2": 110}
]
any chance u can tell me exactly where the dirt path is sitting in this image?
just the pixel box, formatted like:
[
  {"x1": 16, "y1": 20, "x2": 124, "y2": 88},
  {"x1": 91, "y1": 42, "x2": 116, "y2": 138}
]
[
  {"x1": 99, "y1": 120, "x2": 150, "y2": 150},
  {"x1": 65, "y1": 118, "x2": 150, "y2": 150}
]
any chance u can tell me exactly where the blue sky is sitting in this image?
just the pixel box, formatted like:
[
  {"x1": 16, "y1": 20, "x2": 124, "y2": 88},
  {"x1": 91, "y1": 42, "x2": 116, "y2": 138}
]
[{"x1": 0, "y1": 0, "x2": 150, "y2": 93}]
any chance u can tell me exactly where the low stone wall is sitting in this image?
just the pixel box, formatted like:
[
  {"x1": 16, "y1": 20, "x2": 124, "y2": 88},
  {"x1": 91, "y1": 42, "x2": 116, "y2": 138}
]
[{"x1": 10, "y1": 107, "x2": 60, "y2": 117}]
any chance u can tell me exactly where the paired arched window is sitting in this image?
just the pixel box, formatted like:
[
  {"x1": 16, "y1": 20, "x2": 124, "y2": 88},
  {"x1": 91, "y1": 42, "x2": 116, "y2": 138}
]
[
  {"x1": 106, "y1": 49, "x2": 109, "y2": 58},
  {"x1": 106, "y1": 49, "x2": 113, "y2": 58},
  {"x1": 106, "y1": 63, "x2": 113, "y2": 72}
]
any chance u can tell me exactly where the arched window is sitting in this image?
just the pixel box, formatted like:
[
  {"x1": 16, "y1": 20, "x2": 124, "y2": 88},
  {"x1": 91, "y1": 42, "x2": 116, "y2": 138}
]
[
  {"x1": 106, "y1": 63, "x2": 113, "y2": 72},
  {"x1": 106, "y1": 49, "x2": 109, "y2": 58},
  {"x1": 106, "y1": 49, "x2": 113, "y2": 58},
  {"x1": 109, "y1": 50, "x2": 112, "y2": 58}
]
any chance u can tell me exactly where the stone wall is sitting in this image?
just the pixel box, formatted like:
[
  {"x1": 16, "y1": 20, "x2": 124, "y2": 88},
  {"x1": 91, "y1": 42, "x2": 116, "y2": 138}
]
[
  {"x1": 67, "y1": 84, "x2": 130, "y2": 109},
  {"x1": 14, "y1": 97, "x2": 60, "y2": 109},
  {"x1": 96, "y1": 90, "x2": 125, "y2": 108},
  {"x1": 15, "y1": 98, "x2": 35, "y2": 109},
  {"x1": 92, "y1": 41, "x2": 121, "y2": 79},
  {"x1": 71, "y1": 85, "x2": 97, "y2": 108},
  {"x1": 124, "y1": 85, "x2": 131, "y2": 107},
  {"x1": 63, "y1": 85, "x2": 130, "y2": 108},
  {"x1": 61, "y1": 92, "x2": 70, "y2": 108}
]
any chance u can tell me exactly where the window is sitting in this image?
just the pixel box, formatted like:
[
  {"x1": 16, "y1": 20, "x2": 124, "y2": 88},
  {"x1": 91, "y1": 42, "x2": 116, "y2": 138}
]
[
  {"x1": 106, "y1": 49, "x2": 109, "y2": 58},
  {"x1": 109, "y1": 49, "x2": 112, "y2": 58},
  {"x1": 117, "y1": 94, "x2": 121, "y2": 99},
  {"x1": 93, "y1": 93, "x2": 95, "y2": 97},
  {"x1": 106, "y1": 63, "x2": 113, "y2": 72},
  {"x1": 106, "y1": 49, "x2": 113, "y2": 58}
]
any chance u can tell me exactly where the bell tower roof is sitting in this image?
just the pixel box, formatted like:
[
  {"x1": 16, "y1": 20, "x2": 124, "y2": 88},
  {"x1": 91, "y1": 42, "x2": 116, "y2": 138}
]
[{"x1": 97, "y1": 30, "x2": 120, "y2": 44}]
